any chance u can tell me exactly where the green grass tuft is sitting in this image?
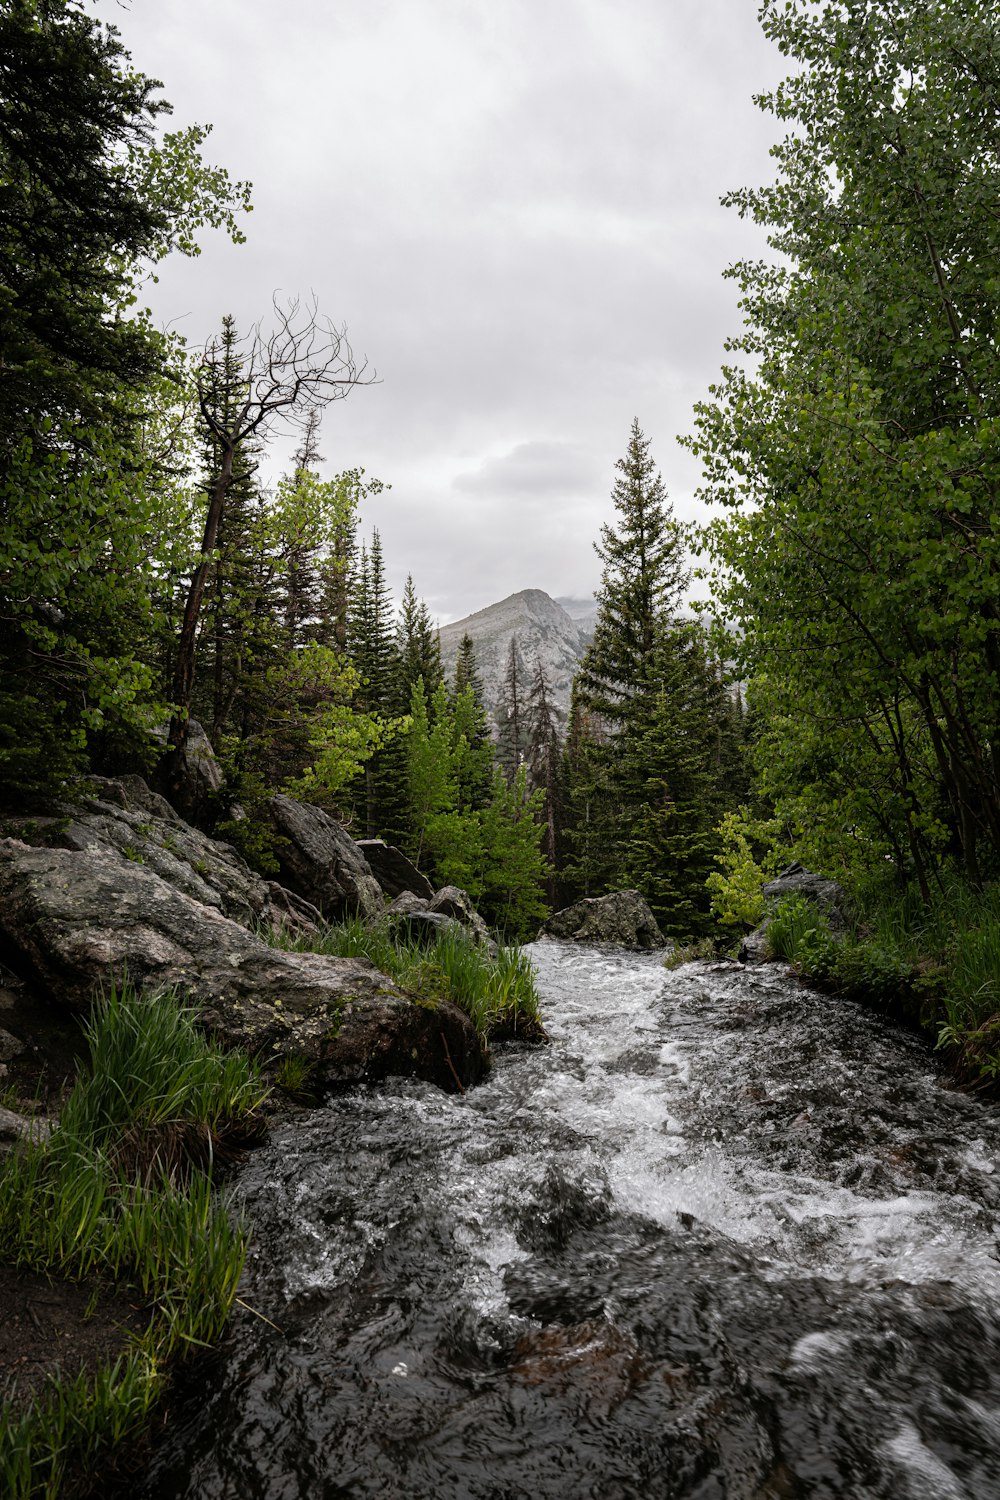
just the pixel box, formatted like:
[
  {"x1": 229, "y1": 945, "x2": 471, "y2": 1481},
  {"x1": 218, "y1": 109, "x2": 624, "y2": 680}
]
[
  {"x1": 268, "y1": 914, "x2": 545, "y2": 1043},
  {"x1": 0, "y1": 984, "x2": 264, "y2": 1498}
]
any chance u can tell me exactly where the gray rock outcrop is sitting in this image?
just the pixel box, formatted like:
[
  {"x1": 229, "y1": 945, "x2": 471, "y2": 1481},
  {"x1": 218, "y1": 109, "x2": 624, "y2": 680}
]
[
  {"x1": 739, "y1": 863, "x2": 850, "y2": 965},
  {"x1": 0, "y1": 840, "x2": 486, "y2": 1093},
  {"x1": 540, "y1": 891, "x2": 666, "y2": 951},
  {"x1": 267, "y1": 795, "x2": 384, "y2": 922},
  {"x1": 2, "y1": 777, "x2": 274, "y2": 932},
  {"x1": 148, "y1": 718, "x2": 224, "y2": 825},
  {"x1": 356, "y1": 840, "x2": 434, "y2": 901}
]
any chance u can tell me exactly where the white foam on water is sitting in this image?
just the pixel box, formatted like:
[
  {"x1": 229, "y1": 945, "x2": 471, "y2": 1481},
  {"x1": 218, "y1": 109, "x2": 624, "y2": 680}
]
[
  {"x1": 787, "y1": 1329, "x2": 854, "y2": 1370},
  {"x1": 884, "y1": 1421, "x2": 969, "y2": 1499}
]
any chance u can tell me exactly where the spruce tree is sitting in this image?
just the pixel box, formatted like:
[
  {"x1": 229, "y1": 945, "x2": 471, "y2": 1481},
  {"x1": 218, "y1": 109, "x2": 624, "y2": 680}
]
[
  {"x1": 496, "y1": 635, "x2": 528, "y2": 782},
  {"x1": 525, "y1": 655, "x2": 560, "y2": 905},
  {"x1": 192, "y1": 315, "x2": 270, "y2": 748},
  {"x1": 347, "y1": 530, "x2": 399, "y2": 834},
  {"x1": 577, "y1": 418, "x2": 687, "y2": 724},
  {"x1": 397, "y1": 575, "x2": 443, "y2": 705}
]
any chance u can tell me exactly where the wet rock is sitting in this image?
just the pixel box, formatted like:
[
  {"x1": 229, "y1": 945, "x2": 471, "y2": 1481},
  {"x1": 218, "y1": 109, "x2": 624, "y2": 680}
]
[
  {"x1": 427, "y1": 886, "x2": 493, "y2": 947},
  {"x1": 540, "y1": 891, "x2": 666, "y2": 951},
  {"x1": 356, "y1": 840, "x2": 434, "y2": 901},
  {"x1": 0, "y1": 840, "x2": 485, "y2": 1093},
  {"x1": 738, "y1": 924, "x2": 773, "y2": 966},
  {"x1": 267, "y1": 795, "x2": 384, "y2": 922}
]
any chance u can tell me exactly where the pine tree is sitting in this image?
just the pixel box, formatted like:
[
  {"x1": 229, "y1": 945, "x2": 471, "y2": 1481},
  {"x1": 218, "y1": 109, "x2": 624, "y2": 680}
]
[
  {"x1": 525, "y1": 655, "x2": 560, "y2": 905},
  {"x1": 577, "y1": 418, "x2": 687, "y2": 724},
  {"x1": 397, "y1": 575, "x2": 443, "y2": 706},
  {"x1": 495, "y1": 635, "x2": 527, "y2": 782}
]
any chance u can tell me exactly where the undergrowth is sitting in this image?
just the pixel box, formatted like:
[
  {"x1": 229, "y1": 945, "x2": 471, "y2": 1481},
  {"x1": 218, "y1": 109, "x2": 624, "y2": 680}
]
[
  {"x1": 0, "y1": 985, "x2": 266, "y2": 1498},
  {"x1": 765, "y1": 876, "x2": 1000, "y2": 1086},
  {"x1": 269, "y1": 915, "x2": 545, "y2": 1045}
]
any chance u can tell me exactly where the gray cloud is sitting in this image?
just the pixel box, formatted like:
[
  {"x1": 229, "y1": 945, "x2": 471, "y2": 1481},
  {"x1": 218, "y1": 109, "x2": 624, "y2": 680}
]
[{"x1": 96, "y1": 0, "x2": 787, "y2": 621}]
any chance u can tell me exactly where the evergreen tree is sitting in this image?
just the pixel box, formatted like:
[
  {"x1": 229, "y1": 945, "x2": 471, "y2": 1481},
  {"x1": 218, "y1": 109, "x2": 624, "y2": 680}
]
[
  {"x1": 192, "y1": 315, "x2": 270, "y2": 747},
  {"x1": 397, "y1": 575, "x2": 443, "y2": 705},
  {"x1": 525, "y1": 655, "x2": 560, "y2": 905},
  {"x1": 615, "y1": 622, "x2": 740, "y2": 936},
  {"x1": 559, "y1": 682, "x2": 615, "y2": 899},
  {"x1": 577, "y1": 419, "x2": 687, "y2": 724},
  {"x1": 449, "y1": 642, "x2": 494, "y2": 817},
  {"x1": 495, "y1": 635, "x2": 527, "y2": 782},
  {"x1": 347, "y1": 530, "x2": 399, "y2": 835},
  {"x1": 453, "y1": 633, "x2": 486, "y2": 707}
]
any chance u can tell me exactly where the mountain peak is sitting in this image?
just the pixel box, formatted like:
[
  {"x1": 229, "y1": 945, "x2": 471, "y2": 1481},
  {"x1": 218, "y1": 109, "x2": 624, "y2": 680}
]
[{"x1": 438, "y1": 589, "x2": 590, "y2": 726}]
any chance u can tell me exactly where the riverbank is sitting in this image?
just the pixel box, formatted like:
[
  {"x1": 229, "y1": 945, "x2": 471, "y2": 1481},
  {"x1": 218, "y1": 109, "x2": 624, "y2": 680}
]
[
  {"x1": 0, "y1": 987, "x2": 264, "y2": 1498},
  {"x1": 0, "y1": 916, "x2": 545, "y2": 1496},
  {"x1": 760, "y1": 873, "x2": 1000, "y2": 1091}
]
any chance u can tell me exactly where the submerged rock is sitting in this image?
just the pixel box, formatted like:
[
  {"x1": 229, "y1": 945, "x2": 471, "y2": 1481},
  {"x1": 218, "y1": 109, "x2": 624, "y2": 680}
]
[
  {"x1": 267, "y1": 795, "x2": 384, "y2": 922},
  {"x1": 540, "y1": 891, "x2": 666, "y2": 951},
  {"x1": 0, "y1": 840, "x2": 485, "y2": 1093}
]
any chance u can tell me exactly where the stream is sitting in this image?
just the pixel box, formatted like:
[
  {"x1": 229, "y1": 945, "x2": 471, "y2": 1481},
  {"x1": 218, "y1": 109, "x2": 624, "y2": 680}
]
[{"x1": 129, "y1": 942, "x2": 1000, "y2": 1499}]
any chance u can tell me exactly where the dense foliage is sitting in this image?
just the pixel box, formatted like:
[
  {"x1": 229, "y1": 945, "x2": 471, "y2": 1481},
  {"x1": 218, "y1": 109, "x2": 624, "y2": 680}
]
[
  {"x1": 689, "y1": 0, "x2": 1000, "y2": 897},
  {"x1": 561, "y1": 421, "x2": 747, "y2": 934}
]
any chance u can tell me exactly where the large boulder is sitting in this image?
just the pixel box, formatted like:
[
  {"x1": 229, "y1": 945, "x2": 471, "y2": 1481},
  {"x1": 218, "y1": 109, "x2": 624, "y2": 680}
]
[
  {"x1": 2, "y1": 777, "x2": 273, "y2": 932},
  {"x1": 739, "y1": 863, "x2": 850, "y2": 965},
  {"x1": 356, "y1": 840, "x2": 434, "y2": 901},
  {"x1": 148, "y1": 718, "x2": 224, "y2": 826},
  {"x1": 267, "y1": 795, "x2": 384, "y2": 922},
  {"x1": 540, "y1": 891, "x2": 666, "y2": 951},
  {"x1": 0, "y1": 840, "x2": 486, "y2": 1093},
  {"x1": 759, "y1": 863, "x2": 850, "y2": 928},
  {"x1": 427, "y1": 886, "x2": 493, "y2": 947}
]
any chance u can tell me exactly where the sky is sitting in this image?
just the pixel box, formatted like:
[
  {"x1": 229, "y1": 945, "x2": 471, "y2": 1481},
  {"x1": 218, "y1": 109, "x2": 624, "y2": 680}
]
[{"x1": 96, "y1": 0, "x2": 787, "y2": 624}]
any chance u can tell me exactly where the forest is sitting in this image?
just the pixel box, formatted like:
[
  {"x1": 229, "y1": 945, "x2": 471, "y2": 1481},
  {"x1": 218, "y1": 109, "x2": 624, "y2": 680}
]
[{"x1": 3, "y1": 0, "x2": 1000, "y2": 1067}]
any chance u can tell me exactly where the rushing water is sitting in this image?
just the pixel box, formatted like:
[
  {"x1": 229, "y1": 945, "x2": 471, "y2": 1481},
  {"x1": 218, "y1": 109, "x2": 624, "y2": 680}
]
[{"x1": 129, "y1": 943, "x2": 1000, "y2": 1499}]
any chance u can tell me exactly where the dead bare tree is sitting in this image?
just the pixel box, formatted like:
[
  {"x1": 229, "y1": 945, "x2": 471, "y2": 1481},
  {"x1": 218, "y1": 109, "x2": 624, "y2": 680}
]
[{"x1": 167, "y1": 298, "x2": 372, "y2": 780}]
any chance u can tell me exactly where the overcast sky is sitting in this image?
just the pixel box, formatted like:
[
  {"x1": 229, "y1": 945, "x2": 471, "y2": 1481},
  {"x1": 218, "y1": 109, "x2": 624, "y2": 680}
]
[{"x1": 97, "y1": 0, "x2": 786, "y2": 624}]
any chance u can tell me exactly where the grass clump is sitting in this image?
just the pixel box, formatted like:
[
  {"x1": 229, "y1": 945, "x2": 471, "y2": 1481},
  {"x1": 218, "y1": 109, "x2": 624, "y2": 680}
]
[
  {"x1": 762, "y1": 877, "x2": 1000, "y2": 1087},
  {"x1": 0, "y1": 984, "x2": 266, "y2": 1498},
  {"x1": 663, "y1": 937, "x2": 718, "y2": 970},
  {"x1": 272, "y1": 915, "x2": 545, "y2": 1044}
]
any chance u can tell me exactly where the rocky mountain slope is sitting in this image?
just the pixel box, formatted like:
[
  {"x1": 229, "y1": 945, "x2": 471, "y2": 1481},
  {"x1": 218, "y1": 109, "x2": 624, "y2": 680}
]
[{"x1": 438, "y1": 588, "x2": 593, "y2": 728}]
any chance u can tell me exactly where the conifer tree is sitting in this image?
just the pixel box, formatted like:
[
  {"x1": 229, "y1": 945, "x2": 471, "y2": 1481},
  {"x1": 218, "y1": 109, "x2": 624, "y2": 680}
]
[
  {"x1": 496, "y1": 635, "x2": 527, "y2": 782},
  {"x1": 347, "y1": 529, "x2": 399, "y2": 835},
  {"x1": 525, "y1": 655, "x2": 560, "y2": 904},
  {"x1": 559, "y1": 682, "x2": 615, "y2": 899},
  {"x1": 577, "y1": 418, "x2": 687, "y2": 724},
  {"x1": 192, "y1": 315, "x2": 269, "y2": 748},
  {"x1": 397, "y1": 575, "x2": 443, "y2": 705},
  {"x1": 449, "y1": 638, "x2": 494, "y2": 816}
]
